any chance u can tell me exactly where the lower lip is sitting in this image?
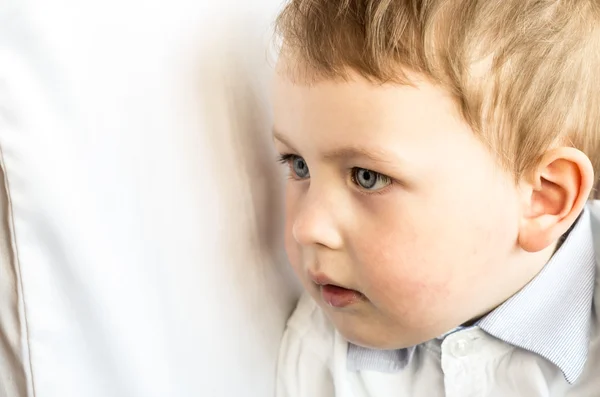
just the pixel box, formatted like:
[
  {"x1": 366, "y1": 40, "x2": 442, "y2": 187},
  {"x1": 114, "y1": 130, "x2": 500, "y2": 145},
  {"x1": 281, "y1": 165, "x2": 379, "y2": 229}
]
[{"x1": 320, "y1": 285, "x2": 363, "y2": 308}]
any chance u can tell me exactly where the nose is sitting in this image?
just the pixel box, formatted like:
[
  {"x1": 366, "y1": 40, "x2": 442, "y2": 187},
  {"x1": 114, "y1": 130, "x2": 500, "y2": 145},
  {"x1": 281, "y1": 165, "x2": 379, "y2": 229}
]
[{"x1": 291, "y1": 186, "x2": 344, "y2": 250}]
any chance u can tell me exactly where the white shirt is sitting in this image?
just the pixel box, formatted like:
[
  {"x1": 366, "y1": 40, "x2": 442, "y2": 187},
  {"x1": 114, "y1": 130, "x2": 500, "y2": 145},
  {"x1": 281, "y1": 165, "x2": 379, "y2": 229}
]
[{"x1": 276, "y1": 202, "x2": 600, "y2": 396}]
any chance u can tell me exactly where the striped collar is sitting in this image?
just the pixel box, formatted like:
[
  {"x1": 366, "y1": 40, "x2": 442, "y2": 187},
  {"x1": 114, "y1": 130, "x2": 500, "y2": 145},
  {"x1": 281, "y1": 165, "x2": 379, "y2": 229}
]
[{"x1": 348, "y1": 208, "x2": 597, "y2": 384}]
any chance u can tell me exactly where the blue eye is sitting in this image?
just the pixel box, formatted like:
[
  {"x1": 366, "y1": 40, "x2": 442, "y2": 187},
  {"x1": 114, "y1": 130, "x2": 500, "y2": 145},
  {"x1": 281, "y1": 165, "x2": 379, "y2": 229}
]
[
  {"x1": 353, "y1": 168, "x2": 391, "y2": 190},
  {"x1": 292, "y1": 156, "x2": 310, "y2": 178},
  {"x1": 278, "y1": 154, "x2": 310, "y2": 179}
]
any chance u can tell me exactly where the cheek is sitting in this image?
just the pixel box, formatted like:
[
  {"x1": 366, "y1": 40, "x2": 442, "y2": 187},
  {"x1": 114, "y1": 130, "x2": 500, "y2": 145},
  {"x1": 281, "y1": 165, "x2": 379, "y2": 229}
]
[
  {"x1": 351, "y1": 209, "x2": 453, "y2": 316},
  {"x1": 349, "y1": 182, "x2": 518, "y2": 329},
  {"x1": 364, "y1": 247, "x2": 451, "y2": 306},
  {"x1": 356, "y1": 217, "x2": 447, "y2": 302}
]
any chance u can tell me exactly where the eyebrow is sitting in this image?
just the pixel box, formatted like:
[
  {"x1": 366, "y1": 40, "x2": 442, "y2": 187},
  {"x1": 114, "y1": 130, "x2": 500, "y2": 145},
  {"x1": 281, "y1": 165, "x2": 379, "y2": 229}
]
[
  {"x1": 273, "y1": 129, "x2": 402, "y2": 165},
  {"x1": 272, "y1": 130, "x2": 299, "y2": 153},
  {"x1": 321, "y1": 146, "x2": 398, "y2": 164}
]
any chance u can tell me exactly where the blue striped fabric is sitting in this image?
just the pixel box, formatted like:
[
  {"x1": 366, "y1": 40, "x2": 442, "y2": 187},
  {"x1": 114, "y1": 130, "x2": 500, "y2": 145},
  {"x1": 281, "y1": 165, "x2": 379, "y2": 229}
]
[{"x1": 348, "y1": 208, "x2": 596, "y2": 384}]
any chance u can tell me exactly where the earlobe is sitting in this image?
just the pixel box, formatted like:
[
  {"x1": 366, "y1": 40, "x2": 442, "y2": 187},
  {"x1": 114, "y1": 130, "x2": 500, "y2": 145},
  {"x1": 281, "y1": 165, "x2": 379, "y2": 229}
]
[
  {"x1": 518, "y1": 147, "x2": 594, "y2": 253},
  {"x1": 518, "y1": 220, "x2": 553, "y2": 253}
]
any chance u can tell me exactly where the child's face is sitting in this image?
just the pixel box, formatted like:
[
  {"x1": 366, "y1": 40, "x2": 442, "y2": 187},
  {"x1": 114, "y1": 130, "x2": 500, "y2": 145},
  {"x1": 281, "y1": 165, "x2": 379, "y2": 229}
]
[{"x1": 272, "y1": 63, "x2": 527, "y2": 349}]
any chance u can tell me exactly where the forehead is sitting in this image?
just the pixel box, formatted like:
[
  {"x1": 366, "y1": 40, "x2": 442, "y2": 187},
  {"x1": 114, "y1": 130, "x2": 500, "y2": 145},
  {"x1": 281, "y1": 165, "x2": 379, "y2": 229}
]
[{"x1": 272, "y1": 62, "x2": 471, "y2": 160}]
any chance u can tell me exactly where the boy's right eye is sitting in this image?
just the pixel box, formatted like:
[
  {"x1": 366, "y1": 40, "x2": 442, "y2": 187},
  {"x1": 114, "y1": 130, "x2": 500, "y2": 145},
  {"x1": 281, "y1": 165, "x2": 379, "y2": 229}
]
[{"x1": 278, "y1": 154, "x2": 310, "y2": 179}]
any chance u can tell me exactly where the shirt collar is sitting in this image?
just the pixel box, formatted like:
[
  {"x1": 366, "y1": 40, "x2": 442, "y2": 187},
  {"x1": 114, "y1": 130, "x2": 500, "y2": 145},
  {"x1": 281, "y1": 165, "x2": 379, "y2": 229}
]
[{"x1": 348, "y1": 207, "x2": 597, "y2": 384}]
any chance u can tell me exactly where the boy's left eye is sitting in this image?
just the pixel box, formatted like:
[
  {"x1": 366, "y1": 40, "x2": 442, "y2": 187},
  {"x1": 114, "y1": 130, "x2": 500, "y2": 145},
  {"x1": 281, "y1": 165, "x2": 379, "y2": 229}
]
[{"x1": 352, "y1": 168, "x2": 391, "y2": 191}]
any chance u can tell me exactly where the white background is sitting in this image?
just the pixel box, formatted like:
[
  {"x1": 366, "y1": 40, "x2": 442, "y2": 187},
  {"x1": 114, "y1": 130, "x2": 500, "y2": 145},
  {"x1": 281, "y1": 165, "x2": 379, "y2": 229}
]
[{"x1": 0, "y1": 0, "x2": 299, "y2": 396}]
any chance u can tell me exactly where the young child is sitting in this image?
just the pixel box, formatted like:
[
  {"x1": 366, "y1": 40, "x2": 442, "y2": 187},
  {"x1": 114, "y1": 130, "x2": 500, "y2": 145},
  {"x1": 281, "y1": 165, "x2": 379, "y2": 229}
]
[{"x1": 271, "y1": 0, "x2": 600, "y2": 396}]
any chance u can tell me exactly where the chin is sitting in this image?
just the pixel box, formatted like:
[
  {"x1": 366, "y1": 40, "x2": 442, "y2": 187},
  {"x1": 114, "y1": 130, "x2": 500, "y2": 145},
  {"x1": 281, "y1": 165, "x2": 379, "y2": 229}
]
[
  {"x1": 344, "y1": 331, "x2": 410, "y2": 350},
  {"x1": 329, "y1": 313, "x2": 434, "y2": 350},
  {"x1": 331, "y1": 318, "x2": 410, "y2": 350}
]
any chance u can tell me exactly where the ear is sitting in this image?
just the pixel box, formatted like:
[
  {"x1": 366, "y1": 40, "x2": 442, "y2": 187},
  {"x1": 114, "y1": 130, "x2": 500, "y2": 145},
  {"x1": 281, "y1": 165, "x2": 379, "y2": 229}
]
[{"x1": 518, "y1": 147, "x2": 594, "y2": 253}]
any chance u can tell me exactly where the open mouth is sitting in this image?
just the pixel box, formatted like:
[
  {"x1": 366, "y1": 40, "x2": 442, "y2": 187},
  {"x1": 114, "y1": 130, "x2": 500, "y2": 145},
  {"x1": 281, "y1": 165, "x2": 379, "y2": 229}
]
[
  {"x1": 320, "y1": 284, "x2": 364, "y2": 308},
  {"x1": 308, "y1": 271, "x2": 365, "y2": 308}
]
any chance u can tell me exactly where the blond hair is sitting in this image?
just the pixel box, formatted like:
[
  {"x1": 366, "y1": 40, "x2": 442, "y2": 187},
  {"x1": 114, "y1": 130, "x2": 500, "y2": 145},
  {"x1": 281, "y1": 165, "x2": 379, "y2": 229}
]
[{"x1": 275, "y1": 0, "x2": 600, "y2": 197}]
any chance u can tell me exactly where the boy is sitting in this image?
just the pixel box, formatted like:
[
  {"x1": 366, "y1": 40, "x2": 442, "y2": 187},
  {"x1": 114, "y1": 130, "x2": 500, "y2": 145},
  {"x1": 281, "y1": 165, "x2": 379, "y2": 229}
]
[{"x1": 272, "y1": 0, "x2": 600, "y2": 396}]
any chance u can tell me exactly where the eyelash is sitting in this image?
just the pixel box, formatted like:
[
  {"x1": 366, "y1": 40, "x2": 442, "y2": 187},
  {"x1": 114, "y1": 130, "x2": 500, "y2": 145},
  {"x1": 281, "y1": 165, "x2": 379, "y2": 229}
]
[
  {"x1": 277, "y1": 154, "x2": 301, "y2": 181},
  {"x1": 277, "y1": 153, "x2": 394, "y2": 195},
  {"x1": 277, "y1": 153, "x2": 295, "y2": 165}
]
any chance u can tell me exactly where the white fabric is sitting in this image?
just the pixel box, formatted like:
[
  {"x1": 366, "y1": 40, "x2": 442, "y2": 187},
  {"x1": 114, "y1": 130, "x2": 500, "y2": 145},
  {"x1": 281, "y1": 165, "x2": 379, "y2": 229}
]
[
  {"x1": 277, "y1": 202, "x2": 600, "y2": 397},
  {"x1": 0, "y1": 145, "x2": 28, "y2": 397},
  {"x1": 0, "y1": 1, "x2": 299, "y2": 396}
]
